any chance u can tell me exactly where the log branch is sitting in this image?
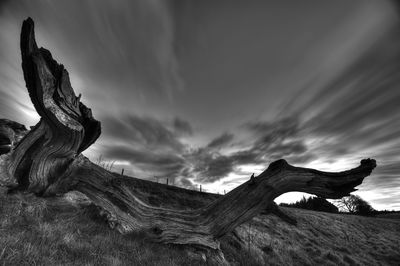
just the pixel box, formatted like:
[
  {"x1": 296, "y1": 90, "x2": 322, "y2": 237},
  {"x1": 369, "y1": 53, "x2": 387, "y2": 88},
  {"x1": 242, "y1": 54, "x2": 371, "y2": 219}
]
[
  {"x1": 0, "y1": 18, "x2": 377, "y2": 255},
  {"x1": 54, "y1": 155, "x2": 375, "y2": 249}
]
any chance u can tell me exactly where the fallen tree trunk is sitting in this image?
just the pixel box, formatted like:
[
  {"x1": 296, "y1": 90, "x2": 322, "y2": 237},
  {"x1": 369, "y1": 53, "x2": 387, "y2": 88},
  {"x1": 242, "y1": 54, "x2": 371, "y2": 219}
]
[
  {"x1": 0, "y1": 17, "x2": 377, "y2": 258},
  {"x1": 262, "y1": 202, "x2": 297, "y2": 226}
]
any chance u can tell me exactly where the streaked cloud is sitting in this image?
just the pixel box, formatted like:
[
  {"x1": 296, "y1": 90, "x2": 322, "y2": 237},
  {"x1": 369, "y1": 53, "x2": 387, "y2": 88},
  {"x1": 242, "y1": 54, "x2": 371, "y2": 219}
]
[{"x1": 207, "y1": 132, "x2": 234, "y2": 149}]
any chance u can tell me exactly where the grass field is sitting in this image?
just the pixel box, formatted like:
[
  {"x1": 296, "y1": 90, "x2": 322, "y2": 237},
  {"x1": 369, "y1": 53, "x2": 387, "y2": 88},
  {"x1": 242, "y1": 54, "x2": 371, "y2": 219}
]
[{"x1": 0, "y1": 177, "x2": 399, "y2": 265}]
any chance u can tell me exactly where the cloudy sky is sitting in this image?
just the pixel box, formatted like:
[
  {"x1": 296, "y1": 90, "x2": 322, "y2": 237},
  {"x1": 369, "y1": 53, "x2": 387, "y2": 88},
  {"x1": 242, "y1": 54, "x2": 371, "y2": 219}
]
[{"x1": 1, "y1": 0, "x2": 399, "y2": 210}]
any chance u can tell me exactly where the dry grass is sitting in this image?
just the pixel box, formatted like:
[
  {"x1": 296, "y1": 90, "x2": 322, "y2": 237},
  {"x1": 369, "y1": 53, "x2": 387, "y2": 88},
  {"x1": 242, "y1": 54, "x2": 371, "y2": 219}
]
[
  {"x1": 376, "y1": 212, "x2": 400, "y2": 220},
  {"x1": 0, "y1": 182, "x2": 399, "y2": 265},
  {"x1": 233, "y1": 208, "x2": 400, "y2": 265},
  {"x1": 0, "y1": 188, "x2": 207, "y2": 266}
]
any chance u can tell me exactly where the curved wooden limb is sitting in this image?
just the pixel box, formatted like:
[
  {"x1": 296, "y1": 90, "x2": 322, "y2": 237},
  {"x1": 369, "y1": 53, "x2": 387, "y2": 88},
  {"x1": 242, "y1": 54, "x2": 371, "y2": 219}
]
[
  {"x1": 60, "y1": 156, "x2": 375, "y2": 250},
  {"x1": 203, "y1": 158, "x2": 376, "y2": 239}
]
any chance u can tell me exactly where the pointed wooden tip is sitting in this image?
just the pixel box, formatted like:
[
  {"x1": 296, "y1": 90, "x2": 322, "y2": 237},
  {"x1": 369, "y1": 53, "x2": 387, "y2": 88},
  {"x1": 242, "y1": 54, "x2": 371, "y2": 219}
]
[
  {"x1": 24, "y1": 17, "x2": 34, "y2": 25},
  {"x1": 21, "y1": 17, "x2": 38, "y2": 57}
]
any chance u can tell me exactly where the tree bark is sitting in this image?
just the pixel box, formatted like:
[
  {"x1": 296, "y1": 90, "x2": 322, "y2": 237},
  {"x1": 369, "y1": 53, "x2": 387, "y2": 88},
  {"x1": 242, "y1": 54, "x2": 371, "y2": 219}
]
[
  {"x1": 0, "y1": 119, "x2": 27, "y2": 155},
  {"x1": 0, "y1": 17, "x2": 377, "y2": 254}
]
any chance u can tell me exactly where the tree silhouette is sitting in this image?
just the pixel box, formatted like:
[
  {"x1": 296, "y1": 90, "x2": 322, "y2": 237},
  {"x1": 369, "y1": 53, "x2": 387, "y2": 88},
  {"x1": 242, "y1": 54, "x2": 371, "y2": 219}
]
[{"x1": 336, "y1": 195, "x2": 375, "y2": 216}]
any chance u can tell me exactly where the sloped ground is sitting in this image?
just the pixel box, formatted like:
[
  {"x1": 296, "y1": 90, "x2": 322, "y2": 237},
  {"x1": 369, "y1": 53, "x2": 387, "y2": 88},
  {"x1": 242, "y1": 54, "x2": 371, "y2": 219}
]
[
  {"x1": 233, "y1": 208, "x2": 400, "y2": 265},
  {"x1": 0, "y1": 178, "x2": 399, "y2": 265}
]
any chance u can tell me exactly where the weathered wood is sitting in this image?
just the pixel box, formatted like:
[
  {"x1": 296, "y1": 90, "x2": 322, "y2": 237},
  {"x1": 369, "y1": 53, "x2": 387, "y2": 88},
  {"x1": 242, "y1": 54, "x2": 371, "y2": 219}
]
[
  {"x1": 3, "y1": 18, "x2": 100, "y2": 195},
  {"x1": 0, "y1": 17, "x2": 377, "y2": 259},
  {"x1": 0, "y1": 119, "x2": 27, "y2": 155},
  {"x1": 48, "y1": 155, "x2": 375, "y2": 250}
]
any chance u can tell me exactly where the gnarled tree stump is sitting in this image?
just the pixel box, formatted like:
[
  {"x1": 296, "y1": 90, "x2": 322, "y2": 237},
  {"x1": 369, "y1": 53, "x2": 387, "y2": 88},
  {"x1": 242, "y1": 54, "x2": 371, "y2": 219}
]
[{"x1": 0, "y1": 18, "x2": 377, "y2": 262}]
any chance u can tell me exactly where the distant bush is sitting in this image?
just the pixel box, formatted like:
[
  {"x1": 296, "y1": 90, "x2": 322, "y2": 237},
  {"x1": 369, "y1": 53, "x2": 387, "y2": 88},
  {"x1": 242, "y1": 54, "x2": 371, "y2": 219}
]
[
  {"x1": 280, "y1": 196, "x2": 339, "y2": 213},
  {"x1": 335, "y1": 195, "x2": 376, "y2": 216},
  {"x1": 355, "y1": 199, "x2": 375, "y2": 216}
]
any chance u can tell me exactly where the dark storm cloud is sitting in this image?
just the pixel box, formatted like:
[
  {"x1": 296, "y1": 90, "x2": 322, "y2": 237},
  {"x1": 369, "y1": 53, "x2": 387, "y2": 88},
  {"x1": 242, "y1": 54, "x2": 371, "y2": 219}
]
[
  {"x1": 185, "y1": 118, "x2": 311, "y2": 183},
  {"x1": 96, "y1": 114, "x2": 237, "y2": 184},
  {"x1": 249, "y1": 137, "x2": 309, "y2": 165},
  {"x1": 99, "y1": 115, "x2": 310, "y2": 184},
  {"x1": 98, "y1": 114, "x2": 312, "y2": 184},
  {"x1": 173, "y1": 117, "x2": 193, "y2": 136},
  {"x1": 206, "y1": 132, "x2": 234, "y2": 149},
  {"x1": 98, "y1": 119, "x2": 238, "y2": 183},
  {"x1": 97, "y1": 114, "x2": 195, "y2": 180},
  {"x1": 245, "y1": 117, "x2": 301, "y2": 152},
  {"x1": 102, "y1": 115, "x2": 185, "y2": 152},
  {"x1": 192, "y1": 153, "x2": 235, "y2": 183},
  {"x1": 104, "y1": 145, "x2": 185, "y2": 178},
  {"x1": 246, "y1": 117, "x2": 299, "y2": 136},
  {"x1": 98, "y1": 114, "x2": 311, "y2": 184},
  {"x1": 230, "y1": 150, "x2": 259, "y2": 165},
  {"x1": 193, "y1": 150, "x2": 259, "y2": 182},
  {"x1": 241, "y1": 117, "x2": 310, "y2": 163},
  {"x1": 188, "y1": 142, "x2": 310, "y2": 183},
  {"x1": 181, "y1": 148, "x2": 255, "y2": 184}
]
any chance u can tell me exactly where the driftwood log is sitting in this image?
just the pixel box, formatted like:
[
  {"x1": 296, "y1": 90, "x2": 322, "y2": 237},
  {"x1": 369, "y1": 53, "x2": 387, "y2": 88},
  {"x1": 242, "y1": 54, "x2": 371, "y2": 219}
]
[{"x1": 0, "y1": 18, "x2": 377, "y2": 261}]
